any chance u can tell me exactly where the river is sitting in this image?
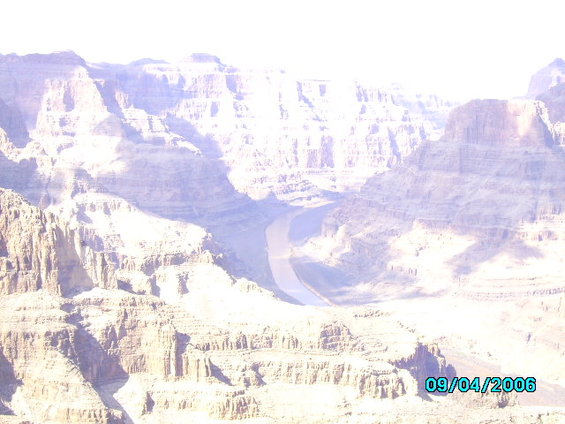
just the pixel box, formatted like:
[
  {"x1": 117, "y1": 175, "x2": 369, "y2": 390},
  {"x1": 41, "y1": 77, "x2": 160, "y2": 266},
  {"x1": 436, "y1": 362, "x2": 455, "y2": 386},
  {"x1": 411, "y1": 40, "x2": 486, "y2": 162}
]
[{"x1": 265, "y1": 204, "x2": 336, "y2": 306}]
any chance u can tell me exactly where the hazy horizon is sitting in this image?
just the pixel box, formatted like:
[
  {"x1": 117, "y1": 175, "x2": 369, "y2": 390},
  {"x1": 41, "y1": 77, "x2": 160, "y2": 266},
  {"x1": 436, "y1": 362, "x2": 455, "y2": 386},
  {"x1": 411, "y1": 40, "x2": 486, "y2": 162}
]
[
  {"x1": 1, "y1": 2, "x2": 565, "y2": 422},
  {"x1": 3, "y1": 0, "x2": 565, "y2": 102}
]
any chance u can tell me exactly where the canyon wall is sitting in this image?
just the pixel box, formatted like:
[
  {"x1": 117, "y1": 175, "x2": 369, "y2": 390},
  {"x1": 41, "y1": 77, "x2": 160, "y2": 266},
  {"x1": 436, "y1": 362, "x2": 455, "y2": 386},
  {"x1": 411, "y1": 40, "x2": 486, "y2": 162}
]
[
  {"x1": 0, "y1": 51, "x2": 451, "y2": 294},
  {"x1": 0, "y1": 188, "x2": 456, "y2": 423},
  {"x1": 296, "y1": 97, "x2": 565, "y2": 389},
  {"x1": 0, "y1": 52, "x2": 562, "y2": 423}
]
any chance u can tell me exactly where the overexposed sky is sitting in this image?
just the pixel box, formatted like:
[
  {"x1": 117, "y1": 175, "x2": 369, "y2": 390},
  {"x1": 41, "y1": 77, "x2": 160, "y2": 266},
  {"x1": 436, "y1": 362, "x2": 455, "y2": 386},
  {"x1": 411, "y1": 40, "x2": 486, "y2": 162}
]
[{"x1": 1, "y1": 0, "x2": 564, "y2": 100}]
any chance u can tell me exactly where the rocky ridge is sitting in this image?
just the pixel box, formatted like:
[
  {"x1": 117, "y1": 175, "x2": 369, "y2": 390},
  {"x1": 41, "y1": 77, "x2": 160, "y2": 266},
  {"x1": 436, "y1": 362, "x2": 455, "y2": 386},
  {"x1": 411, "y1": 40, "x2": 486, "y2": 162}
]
[
  {"x1": 527, "y1": 58, "x2": 565, "y2": 99},
  {"x1": 0, "y1": 51, "x2": 449, "y2": 208},
  {"x1": 533, "y1": 59, "x2": 565, "y2": 145},
  {"x1": 0, "y1": 188, "x2": 457, "y2": 423},
  {"x1": 302, "y1": 99, "x2": 565, "y2": 297},
  {"x1": 1, "y1": 51, "x2": 562, "y2": 423},
  {"x1": 295, "y1": 97, "x2": 565, "y2": 394},
  {"x1": 96, "y1": 54, "x2": 432, "y2": 202},
  {"x1": 0, "y1": 50, "x2": 453, "y2": 294},
  {"x1": 0, "y1": 188, "x2": 115, "y2": 296}
]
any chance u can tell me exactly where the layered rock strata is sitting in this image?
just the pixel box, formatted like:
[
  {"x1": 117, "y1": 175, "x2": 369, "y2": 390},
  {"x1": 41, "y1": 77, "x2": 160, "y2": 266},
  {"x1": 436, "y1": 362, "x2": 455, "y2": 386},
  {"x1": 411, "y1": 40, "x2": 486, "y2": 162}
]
[
  {"x1": 0, "y1": 188, "x2": 453, "y2": 423},
  {"x1": 0, "y1": 51, "x2": 450, "y2": 295},
  {"x1": 532, "y1": 59, "x2": 565, "y2": 144},
  {"x1": 303, "y1": 99, "x2": 565, "y2": 298},
  {"x1": 0, "y1": 188, "x2": 115, "y2": 296},
  {"x1": 1, "y1": 51, "x2": 562, "y2": 423},
  {"x1": 97, "y1": 54, "x2": 431, "y2": 201},
  {"x1": 2, "y1": 188, "x2": 548, "y2": 423},
  {"x1": 296, "y1": 99, "x2": 565, "y2": 389},
  {"x1": 0, "y1": 51, "x2": 444, "y2": 211},
  {"x1": 527, "y1": 58, "x2": 565, "y2": 99}
]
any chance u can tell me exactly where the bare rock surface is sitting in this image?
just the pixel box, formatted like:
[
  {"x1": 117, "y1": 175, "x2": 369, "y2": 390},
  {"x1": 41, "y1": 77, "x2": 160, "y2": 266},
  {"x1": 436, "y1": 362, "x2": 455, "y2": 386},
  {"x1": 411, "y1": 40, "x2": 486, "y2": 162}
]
[
  {"x1": 533, "y1": 59, "x2": 565, "y2": 154},
  {"x1": 0, "y1": 188, "x2": 116, "y2": 296},
  {"x1": 0, "y1": 188, "x2": 455, "y2": 423},
  {"x1": 1, "y1": 189, "x2": 558, "y2": 422},
  {"x1": 538, "y1": 82, "x2": 565, "y2": 124},
  {"x1": 0, "y1": 51, "x2": 452, "y2": 293},
  {"x1": 0, "y1": 52, "x2": 563, "y2": 423},
  {"x1": 296, "y1": 99, "x2": 565, "y2": 395},
  {"x1": 0, "y1": 51, "x2": 450, "y2": 210},
  {"x1": 101, "y1": 56, "x2": 430, "y2": 202},
  {"x1": 527, "y1": 58, "x2": 565, "y2": 99}
]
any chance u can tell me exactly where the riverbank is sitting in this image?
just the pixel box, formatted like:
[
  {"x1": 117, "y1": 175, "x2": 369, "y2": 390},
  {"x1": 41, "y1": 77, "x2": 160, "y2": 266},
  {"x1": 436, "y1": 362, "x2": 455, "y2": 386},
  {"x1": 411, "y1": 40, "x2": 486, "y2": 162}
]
[{"x1": 265, "y1": 203, "x2": 338, "y2": 306}]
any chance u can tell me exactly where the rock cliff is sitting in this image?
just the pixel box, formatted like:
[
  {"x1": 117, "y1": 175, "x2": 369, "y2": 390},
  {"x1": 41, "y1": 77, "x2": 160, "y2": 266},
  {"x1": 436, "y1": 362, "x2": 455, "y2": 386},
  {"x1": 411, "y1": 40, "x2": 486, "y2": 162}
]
[
  {"x1": 537, "y1": 83, "x2": 565, "y2": 124},
  {"x1": 530, "y1": 59, "x2": 565, "y2": 164},
  {"x1": 0, "y1": 188, "x2": 115, "y2": 296},
  {"x1": 526, "y1": 58, "x2": 565, "y2": 99},
  {"x1": 305, "y1": 99, "x2": 565, "y2": 295},
  {"x1": 0, "y1": 50, "x2": 454, "y2": 295},
  {"x1": 297, "y1": 98, "x2": 565, "y2": 388},
  {"x1": 100, "y1": 55, "x2": 430, "y2": 201},
  {"x1": 0, "y1": 188, "x2": 455, "y2": 423},
  {"x1": 0, "y1": 51, "x2": 443, "y2": 212},
  {"x1": 0, "y1": 52, "x2": 562, "y2": 423}
]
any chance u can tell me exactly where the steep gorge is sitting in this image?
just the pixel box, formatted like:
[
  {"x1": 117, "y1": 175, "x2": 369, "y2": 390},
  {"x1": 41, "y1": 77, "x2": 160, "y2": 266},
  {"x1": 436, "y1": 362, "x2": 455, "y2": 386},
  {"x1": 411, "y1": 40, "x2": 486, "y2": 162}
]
[
  {"x1": 0, "y1": 51, "x2": 449, "y2": 295},
  {"x1": 295, "y1": 97, "x2": 565, "y2": 392},
  {"x1": 0, "y1": 188, "x2": 459, "y2": 423},
  {"x1": 0, "y1": 51, "x2": 563, "y2": 423}
]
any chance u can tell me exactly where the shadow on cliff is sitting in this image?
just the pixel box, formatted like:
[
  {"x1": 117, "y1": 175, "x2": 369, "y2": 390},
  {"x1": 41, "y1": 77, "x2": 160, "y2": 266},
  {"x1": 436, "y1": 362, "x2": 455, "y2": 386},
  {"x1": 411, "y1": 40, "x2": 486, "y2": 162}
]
[
  {"x1": 65, "y1": 308, "x2": 135, "y2": 424},
  {"x1": 392, "y1": 343, "x2": 456, "y2": 399},
  {"x1": 0, "y1": 59, "x2": 300, "y2": 302},
  {"x1": 0, "y1": 350, "x2": 22, "y2": 415},
  {"x1": 87, "y1": 110, "x2": 298, "y2": 304},
  {"x1": 0, "y1": 97, "x2": 30, "y2": 148},
  {"x1": 210, "y1": 364, "x2": 233, "y2": 386},
  {"x1": 322, "y1": 112, "x2": 565, "y2": 303},
  {"x1": 0, "y1": 149, "x2": 36, "y2": 193},
  {"x1": 87, "y1": 64, "x2": 311, "y2": 303}
]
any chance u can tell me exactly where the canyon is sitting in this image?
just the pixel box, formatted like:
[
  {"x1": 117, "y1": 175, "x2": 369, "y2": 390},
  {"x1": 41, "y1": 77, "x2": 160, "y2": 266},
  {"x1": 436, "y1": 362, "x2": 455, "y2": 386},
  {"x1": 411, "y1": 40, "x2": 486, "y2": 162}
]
[
  {"x1": 0, "y1": 51, "x2": 563, "y2": 423},
  {"x1": 294, "y1": 88, "x2": 565, "y2": 407}
]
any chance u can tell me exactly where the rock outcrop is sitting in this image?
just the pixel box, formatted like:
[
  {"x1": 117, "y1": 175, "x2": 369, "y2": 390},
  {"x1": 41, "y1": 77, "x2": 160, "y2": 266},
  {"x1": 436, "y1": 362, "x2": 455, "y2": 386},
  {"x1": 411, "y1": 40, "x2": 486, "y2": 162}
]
[
  {"x1": 443, "y1": 99, "x2": 555, "y2": 147},
  {"x1": 0, "y1": 189, "x2": 453, "y2": 423},
  {"x1": 1, "y1": 51, "x2": 563, "y2": 423},
  {"x1": 389, "y1": 83, "x2": 459, "y2": 141},
  {"x1": 0, "y1": 188, "x2": 116, "y2": 296},
  {"x1": 526, "y1": 58, "x2": 565, "y2": 99},
  {"x1": 0, "y1": 51, "x2": 454, "y2": 296},
  {"x1": 0, "y1": 51, "x2": 445, "y2": 212},
  {"x1": 305, "y1": 99, "x2": 565, "y2": 297},
  {"x1": 101, "y1": 55, "x2": 431, "y2": 201},
  {"x1": 297, "y1": 98, "x2": 565, "y2": 389},
  {"x1": 537, "y1": 82, "x2": 565, "y2": 125},
  {"x1": 529, "y1": 59, "x2": 565, "y2": 163}
]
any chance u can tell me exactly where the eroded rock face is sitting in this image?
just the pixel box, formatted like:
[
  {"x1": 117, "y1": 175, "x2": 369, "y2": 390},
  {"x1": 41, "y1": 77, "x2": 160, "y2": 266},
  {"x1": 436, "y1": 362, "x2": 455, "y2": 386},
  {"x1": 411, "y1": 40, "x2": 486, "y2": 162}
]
[
  {"x1": 0, "y1": 50, "x2": 454, "y2": 309},
  {"x1": 443, "y1": 99, "x2": 554, "y2": 147},
  {"x1": 107, "y1": 58, "x2": 430, "y2": 201},
  {"x1": 297, "y1": 100, "x2": 565, "y2": 403},
  {"x1": 0, "y1": 99, "x2": 28, "y2": 147},
  {"x1": 0, "y1": 188, "x2": 116, "y2": 296},
  {"x1": 526, "y1": 58, "x2": 565, "y2": 99},
  {"x1": 537, "y1": 82, "x2": 565, "y2": 149},
  {"x1": 531, "y1": 60, "x2": 565, "y2": 160},
  {"x1": 297, "y1": 98, "x2": 565, "y2": 391},
  {"x1": 0, "y1": 51, "x2": 446, "y2": 213},
  {"x1": 0, "y1": 293, "x2": 124, "y2": 423},
  {"x1": 0, "y1": 51, "x2": 450, "y2": 297},
  {"x1": 0, "y1": 189, "x2": 451, "y2": 423},
  {"x1": 0, "y1": 52, "x2": 259, "y2": 234},
  {"x1": 0, "y1": 52, "x2": 563, "y2": 423},
  {"x1": 307, "y1": 99, "x2": 565, "y2": 295},
  {"x1": 389, "y1": 84, "x2": 459, "y2": 141}
]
